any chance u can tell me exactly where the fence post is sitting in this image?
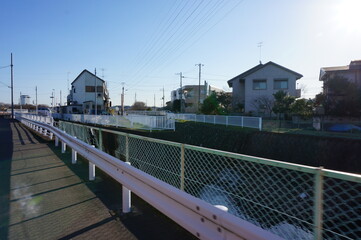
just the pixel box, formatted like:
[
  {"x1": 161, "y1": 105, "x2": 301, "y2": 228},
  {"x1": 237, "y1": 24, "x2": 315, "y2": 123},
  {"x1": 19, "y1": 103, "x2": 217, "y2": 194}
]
[
  {"x1": 122, "y1": 162, "x2": 132, "y2": 213},
  {"x1": 180, "y1": 144, "x2": 185, "y2": 191},
  {"x1": 259, "y1": 117, "x2": 263, "y2": 131},
  {"x1": 313, "y1": 167, "x2": 324, "y2": 240},
  {"x1": 98, "y1": 128, "x2": 103, "y2": 151},
  {"x1": 226, "y1": 116, "x2": 228, "y2": 127},
  {"x1": 125, "y1": 135, "x2": 129, "y2": 163}
]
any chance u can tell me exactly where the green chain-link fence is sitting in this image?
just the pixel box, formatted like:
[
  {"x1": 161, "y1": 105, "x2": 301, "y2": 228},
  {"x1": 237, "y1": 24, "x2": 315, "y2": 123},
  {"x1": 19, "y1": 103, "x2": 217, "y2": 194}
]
[{"x1": 58, "y1": 121, "x2": 361, "y2": 240}]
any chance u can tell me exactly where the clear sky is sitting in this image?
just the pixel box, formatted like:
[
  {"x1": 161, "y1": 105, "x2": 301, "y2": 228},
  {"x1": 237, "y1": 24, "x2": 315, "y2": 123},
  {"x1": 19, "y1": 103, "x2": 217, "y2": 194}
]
[{"x1": 0, "y1": 0, "x2": 360, "y2": 107}]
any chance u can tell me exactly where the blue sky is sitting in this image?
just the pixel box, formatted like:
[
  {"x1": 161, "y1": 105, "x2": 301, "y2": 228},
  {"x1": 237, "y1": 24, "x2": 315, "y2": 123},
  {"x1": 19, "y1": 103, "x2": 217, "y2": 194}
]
[{"x1": 0, "y1": 0, "x2": 360, "y2": 107}]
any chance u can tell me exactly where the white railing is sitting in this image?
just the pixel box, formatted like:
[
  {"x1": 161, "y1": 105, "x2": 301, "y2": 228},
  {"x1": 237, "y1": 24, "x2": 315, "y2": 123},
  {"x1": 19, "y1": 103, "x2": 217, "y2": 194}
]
[
  {"x1": 52, "y1": 113, "x2": 175, "y2": 131},
  {"x1": 173, "y1": 114, "x2": 262, "y2": 130},
  {"x1": 126, "y1": 110, "x2": 168, "y2": 116},
  {"x1": 17, "y1": 113, "x2": 280, "y2": 240}
]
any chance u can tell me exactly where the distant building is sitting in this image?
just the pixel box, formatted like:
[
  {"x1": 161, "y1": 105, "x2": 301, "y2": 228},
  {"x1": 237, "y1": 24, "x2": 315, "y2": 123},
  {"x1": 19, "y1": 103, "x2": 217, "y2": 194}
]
[
  {"x1": 67, "y1": 69, "x2": 110, "y2": 114},
  {"x1": 171, "y1": 82, "x2": 223, "y2": 113},
  {"x1": 319, "y1": 60, "x2": 361, "y2": 96},
  {"x1": 227, "y1": 61, "x2": 302, "y2": 114},
  {"x1": 20, "y1": 95, "x2": 31, "y2": 105}
]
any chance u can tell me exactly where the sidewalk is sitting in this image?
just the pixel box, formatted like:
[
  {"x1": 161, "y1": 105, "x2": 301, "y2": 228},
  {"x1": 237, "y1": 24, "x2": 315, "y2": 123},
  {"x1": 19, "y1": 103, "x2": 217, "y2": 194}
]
[{"x1": 0, "y1": 119, "x2": 195, "y2": 240}]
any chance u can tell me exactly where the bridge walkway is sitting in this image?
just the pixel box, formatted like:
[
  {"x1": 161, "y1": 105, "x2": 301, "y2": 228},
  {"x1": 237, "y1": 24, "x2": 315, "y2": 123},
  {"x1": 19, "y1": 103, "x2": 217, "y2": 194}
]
[{"x1": 0, "y1": 119, "x2": 194, "y2": 240}]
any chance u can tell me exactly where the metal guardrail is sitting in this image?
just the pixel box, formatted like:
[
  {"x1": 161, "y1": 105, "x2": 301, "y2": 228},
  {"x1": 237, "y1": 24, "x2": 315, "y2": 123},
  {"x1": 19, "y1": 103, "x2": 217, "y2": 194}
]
[
  {"x1": 173, "y1": 114, "x2": 262, "y2": 130},
  {"x1": 52, "y1": 113, "x2": 175, "y2": 131},
  {"x1": 57, "y1": 120, "x2": 361, "y2": 240},
  {"x1": 16, "y1": 113, "x2": 280, "y2": 240}
]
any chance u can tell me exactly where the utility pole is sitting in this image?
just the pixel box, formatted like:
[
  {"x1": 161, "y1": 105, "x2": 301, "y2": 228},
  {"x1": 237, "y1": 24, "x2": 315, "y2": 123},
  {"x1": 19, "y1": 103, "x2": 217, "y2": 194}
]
[
  {"x1": 20, "y1": 92, "x2": 22, "y2": 112},
  {"x1": 60, "y1": 90, "x2": 62, "y2": 106},
  {"x1": 50, "y1": 89, "x2": 54, "y2": 112},
  {"x1": 258, "y1": 42, "x2": 263, "y2": 64},
  {"x1": 154, "y1": 94, "x2": 156, "y2": 111},
  {"x1": 11, "y1": 53, "x2": 14, "y2": 119},
  {"x1": 121, "y1": 82, "x2": 125, "y2": 116},
  {"x1": 176, "y1": 72, "x2": 185, "y2": 113},
  {"x1": 161, "y1": 86, "x2": 165, "y2": 108},
  {"x1": 67, "y1": 72, "x2": 70, "y2": 91},
  {"x1": 195, "y1": 63, "x2": 204, "y2": 112},
  {"x1": 94, "y1": 68, "x2": 97, "y2": 115},
  {"x1": 35, "y1": 86, "x2": 38, "y2": 115},
  {"x1": 134, "y1": 92, "x2": 137, "y2": 103}
]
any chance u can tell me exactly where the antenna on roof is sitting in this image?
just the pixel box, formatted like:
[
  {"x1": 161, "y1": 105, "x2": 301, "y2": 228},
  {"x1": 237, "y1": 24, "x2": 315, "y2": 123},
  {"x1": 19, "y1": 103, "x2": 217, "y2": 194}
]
[{"x1": 257, "y1": 42, "x2": 263, "y2": 64}]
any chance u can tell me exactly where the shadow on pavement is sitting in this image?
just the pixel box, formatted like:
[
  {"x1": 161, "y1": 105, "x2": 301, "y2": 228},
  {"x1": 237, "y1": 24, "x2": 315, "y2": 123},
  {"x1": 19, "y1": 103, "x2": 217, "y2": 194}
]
[{"x1": 0, "y1": 119, "x2": 14, "y2": 240}]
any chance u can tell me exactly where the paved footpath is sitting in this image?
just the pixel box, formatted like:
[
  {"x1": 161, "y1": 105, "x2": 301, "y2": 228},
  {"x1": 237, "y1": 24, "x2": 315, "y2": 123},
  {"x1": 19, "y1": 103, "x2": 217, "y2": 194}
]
[{"x1": 0, "y1": 119, "x2": 195, "y2": 240}]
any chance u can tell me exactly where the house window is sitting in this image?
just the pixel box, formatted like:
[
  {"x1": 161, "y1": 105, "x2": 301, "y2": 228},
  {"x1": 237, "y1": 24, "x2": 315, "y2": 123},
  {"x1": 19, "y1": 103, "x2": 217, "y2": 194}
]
[
  {"x1": 73, "y1": 87, "x2": 76, "y2": 93},
  {"x1": 85, "y1": 86, "x2": 103, "y2": 92},
  {"x1": 274, "y1": 79, "x2": 288, "y2": 89},
  {"x1": 253, "y1": 79, "x2": 267, "y2": 90}
]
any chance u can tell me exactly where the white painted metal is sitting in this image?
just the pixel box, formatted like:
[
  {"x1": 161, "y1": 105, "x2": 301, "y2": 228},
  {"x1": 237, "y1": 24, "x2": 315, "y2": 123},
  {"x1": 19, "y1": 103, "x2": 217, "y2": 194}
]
[
  {"x1": 122, "y1": 162, "x2": 131, "y2": 213},
  {"x1": 61, "y1": 141, "x2": 66, "y2": 153},
  {"x1": 72, "y1": 149, "x2": 77, "y2": 164},
  {"x1": 19, "y1": 116, "x2": 281, "y2": 240}
]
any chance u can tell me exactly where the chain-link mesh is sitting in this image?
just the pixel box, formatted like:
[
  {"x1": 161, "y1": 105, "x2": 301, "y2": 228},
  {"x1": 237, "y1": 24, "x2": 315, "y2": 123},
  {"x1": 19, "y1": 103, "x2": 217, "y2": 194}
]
[
  {"x1": 323, "y1": 176, "x2": 361, "y2": 239},
  {"x1": 58, "y1": 121, "x2": 361, "y2": 239},
  {"x1": 128, "y1": 137, "x2": 181, "y2": 188}
]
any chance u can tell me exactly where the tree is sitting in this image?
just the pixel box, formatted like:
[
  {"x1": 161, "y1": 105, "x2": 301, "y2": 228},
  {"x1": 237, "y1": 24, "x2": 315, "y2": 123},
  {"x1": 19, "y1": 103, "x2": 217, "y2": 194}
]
[
  {"x1": 321, "y1": 75, "x2": 361, "y2": 116},
  {"x1": 172, "y1": 99, "x2": 181, "y2": 113},
  {"x1": 131, "y1": 101, "x2": 147, "y2": 110},
  {"x1": 216, "y1": 92, "x2": 232, "y2": 114},
  {"x1": 201, "y1": 92, "x2": 219, "y2": 114},
  {"x1": 290, "y1": 98, "x2": 313, "y2": 118},
  {"x1": 272, "y1": 90, "x2": 295, "y2": 119},
  {"x1": 251, "y1": 95, "x2": 274, "y2": 117}
]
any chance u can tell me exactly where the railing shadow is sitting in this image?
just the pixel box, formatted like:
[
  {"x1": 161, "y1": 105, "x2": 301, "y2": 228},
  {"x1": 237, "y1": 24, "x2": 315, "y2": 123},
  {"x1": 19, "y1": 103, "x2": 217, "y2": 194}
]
[
  {"x1": 45, "y1": 135, "x2": 196, "y2": 240},
  {"x1": 0, "y1": 119, "x2": 14, "y2": 240}
]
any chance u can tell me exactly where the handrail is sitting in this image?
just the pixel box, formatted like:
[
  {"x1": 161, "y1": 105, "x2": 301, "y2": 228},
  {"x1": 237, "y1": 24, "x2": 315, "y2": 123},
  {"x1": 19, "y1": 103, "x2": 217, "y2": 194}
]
[{"x1": 18, "y1": 115, "x2": 282, "y2": 240}]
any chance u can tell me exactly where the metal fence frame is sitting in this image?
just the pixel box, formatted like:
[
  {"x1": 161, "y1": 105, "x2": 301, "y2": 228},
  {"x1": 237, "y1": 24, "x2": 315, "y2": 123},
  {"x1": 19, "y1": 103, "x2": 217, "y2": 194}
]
[
  {"x1": 173, "y1": 113, "x2": 262, "y2": 130},
  {"x1": 17, "y1": 113, "x2": 361, "y2": 239},
  {"x1": 51, "y1": 113, "x2": 175, "y2": 131},
  {"x1": 17, "y1": 113, "x2": 280, "y2": 240}
]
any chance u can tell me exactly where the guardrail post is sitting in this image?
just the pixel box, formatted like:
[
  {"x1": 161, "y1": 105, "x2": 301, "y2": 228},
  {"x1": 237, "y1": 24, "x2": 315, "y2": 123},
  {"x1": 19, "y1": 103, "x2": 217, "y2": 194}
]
[
  {"x1": 89, "y1": 162, "x2": 96, "y2": 181},
  {"x1": 180, "y1": 144, "x2": 185, "y2": 191},
  {"x1": 55, "y1": 136, "x2": 59, "y2": 146},
  {"x1": 203, "y1": 115, "x2": 206, "y2": 123},
  {"x1": 259, "y1": 117, "x2": 262, "y2": 131},
  {"x1": 226, "y1": 116, "x2": 228, "y2": 127},
  {"x1": 313, "y1": 167, "x2": 324, "y2": 240},
  {"x1": 213, "y1": 116, "x2": 216, "y2": 125},
  {"x1": 72, "y1": 149, "x2": 77, "y2": 164},
  {"x1": 122, "y1": 162, "x2": 132, "y2": 213},
  {"x1": 61, "y1": 141, "x2": 66, "y2": 153},
  {"x1": 241, "y1": 116, "x2": 244, "y2": 128},
  {"x1": 89, "y1": 145, "x2": 96, "y2": 181}
]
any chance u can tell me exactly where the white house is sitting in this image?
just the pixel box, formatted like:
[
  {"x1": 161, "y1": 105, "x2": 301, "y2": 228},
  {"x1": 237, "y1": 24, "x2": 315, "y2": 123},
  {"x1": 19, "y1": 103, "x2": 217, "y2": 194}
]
[
  {"x1": 227, "y1": 61, "x2": 302, "y2": 114},
  {"x1": 171, "y1": 82, "x2": 223, "y2": 113},
  {"x1": 20, "y1": 95, "x2": 31, "y2": 105},
  {"x1": 67, "y1": 69, "x2": 110, "y2": 114}
]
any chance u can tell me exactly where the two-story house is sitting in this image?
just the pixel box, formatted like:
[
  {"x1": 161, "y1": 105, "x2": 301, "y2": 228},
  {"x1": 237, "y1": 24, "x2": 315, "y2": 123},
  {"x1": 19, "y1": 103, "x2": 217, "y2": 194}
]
[
  {"x1": 227, "y1": 61, "x2": 302, "y2": 114},
  {"x1": 319, "y1": 60, "x2": 361, "y2": 96},
  {"x1": 67, "y1": 69, "x2": 110, "y2": 114}
]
